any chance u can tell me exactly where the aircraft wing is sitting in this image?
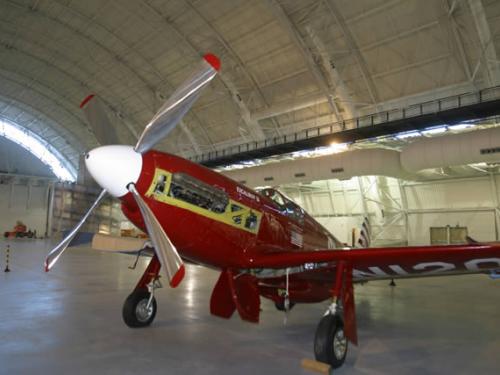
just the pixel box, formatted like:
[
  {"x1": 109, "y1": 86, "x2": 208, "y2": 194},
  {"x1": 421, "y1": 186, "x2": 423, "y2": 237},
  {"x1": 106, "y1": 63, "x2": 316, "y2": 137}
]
[
  {"x1": 247, "y1": 243, "x2": 500, "y2": 278},
  {"x1": 223, "y1": 242, "x2": 500, "y2": 346}
]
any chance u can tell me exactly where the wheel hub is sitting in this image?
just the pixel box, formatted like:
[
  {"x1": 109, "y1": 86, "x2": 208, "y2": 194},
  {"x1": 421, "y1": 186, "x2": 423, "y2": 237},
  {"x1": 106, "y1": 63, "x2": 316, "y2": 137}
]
[
  {"x1": 333, "y1": 328, "x2": 347, "y2": 360},
  {"x1": 136, "y1": 298, "x2": 154, "y2": 322}
]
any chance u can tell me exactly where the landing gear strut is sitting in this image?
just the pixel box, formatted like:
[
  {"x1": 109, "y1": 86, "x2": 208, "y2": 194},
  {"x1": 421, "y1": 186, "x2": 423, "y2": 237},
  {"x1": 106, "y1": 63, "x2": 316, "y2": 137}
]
[
  {"x1": 274, "y1": 300, "x2": 295, "y2": 312},
  {"x1": 276, "y1": 268, "x2": 295, "y2": 312}
]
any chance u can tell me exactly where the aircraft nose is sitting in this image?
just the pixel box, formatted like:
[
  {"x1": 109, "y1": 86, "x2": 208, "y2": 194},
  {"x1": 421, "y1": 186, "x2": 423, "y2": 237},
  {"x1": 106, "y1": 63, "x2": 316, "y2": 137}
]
[{"x1": 85, "y1": 145, "x2": 143, "y2": 197}]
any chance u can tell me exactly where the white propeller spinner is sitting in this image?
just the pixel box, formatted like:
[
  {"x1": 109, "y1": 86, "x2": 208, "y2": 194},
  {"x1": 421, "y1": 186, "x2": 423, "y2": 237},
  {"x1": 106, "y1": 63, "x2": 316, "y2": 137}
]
[{"x1": 85, "y1": 145, "x2": 142, "y2": 197}]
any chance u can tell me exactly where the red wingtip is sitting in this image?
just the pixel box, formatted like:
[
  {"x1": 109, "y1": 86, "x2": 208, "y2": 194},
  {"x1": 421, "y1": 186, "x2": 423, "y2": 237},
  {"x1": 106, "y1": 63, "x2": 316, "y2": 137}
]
[
  {"x1": 203, "y1": 53, "x2": 220, "y2": 71},
  {"x1": 169, "y1": 264, "x2": 185, "y2": 288},
  {"x1": 79, "y1": 94, "x2": 95, "y2": 109}
]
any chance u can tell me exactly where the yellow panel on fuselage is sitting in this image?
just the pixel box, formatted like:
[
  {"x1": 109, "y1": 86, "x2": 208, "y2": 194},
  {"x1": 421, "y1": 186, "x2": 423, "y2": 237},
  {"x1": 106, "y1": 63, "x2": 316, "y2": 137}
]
[{"x1": 145, "y1": 168, "x2": 262, "y2": 234}]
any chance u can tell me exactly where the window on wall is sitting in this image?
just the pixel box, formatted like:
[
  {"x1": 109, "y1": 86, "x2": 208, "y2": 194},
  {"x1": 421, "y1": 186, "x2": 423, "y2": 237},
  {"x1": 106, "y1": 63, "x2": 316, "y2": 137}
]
[
  {"x1": 430, "y1": 226, "x2": 468, "y2": 245},
  {"x1": 168, "y1": 172, "x2": 229, "y2": 213}
]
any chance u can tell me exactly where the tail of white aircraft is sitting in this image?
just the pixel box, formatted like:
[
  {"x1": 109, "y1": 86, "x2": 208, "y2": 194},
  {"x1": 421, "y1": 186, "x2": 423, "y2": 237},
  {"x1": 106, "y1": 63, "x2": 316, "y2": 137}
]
[{"x1": 356, "y1": 216, "x2": 371, "y2": 248}]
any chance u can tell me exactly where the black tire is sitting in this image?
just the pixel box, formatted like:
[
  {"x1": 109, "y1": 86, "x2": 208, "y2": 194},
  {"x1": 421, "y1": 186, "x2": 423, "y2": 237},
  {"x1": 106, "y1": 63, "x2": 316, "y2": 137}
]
[
  {"x1": 274, "y1": 300, "x2": 295, "y2": 312},
  {"x1": 314, "y1": 314, "x2": 348, "y2": 369},
  {"x1": 122, "y1": 289, "x2": 157, "y2": 328}
]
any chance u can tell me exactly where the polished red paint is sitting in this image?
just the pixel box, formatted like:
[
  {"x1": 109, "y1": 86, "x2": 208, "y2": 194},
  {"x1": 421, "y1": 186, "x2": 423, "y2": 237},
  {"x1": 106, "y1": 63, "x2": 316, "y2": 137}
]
[
  {"x1": 120, "y1": 150, "x2": 500, "y2": 307},
  {"x1": 120, "y1": 151, "x2": 338, "y2": 269},
  {"x1": 134, "y1": 254, "x2": 161, "y2": 291},
  {"x1": 203, "y1": 53, "x2": 221, "y2": 71},
  {"x1": 210, "y1": 270, "x2": 260, "y2": 322},
  {"x1": 170, "y1": 264, "x2": 185, "y2": 288}
]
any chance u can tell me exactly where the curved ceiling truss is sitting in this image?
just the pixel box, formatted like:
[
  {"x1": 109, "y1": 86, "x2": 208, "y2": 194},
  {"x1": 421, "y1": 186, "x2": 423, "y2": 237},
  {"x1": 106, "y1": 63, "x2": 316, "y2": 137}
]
[
  {"x1": 0, "y1": 117, "x2": 77, "y2": 181},
  {"x1": 0, "y1": 0, "x2": 499, "y2": 172}
]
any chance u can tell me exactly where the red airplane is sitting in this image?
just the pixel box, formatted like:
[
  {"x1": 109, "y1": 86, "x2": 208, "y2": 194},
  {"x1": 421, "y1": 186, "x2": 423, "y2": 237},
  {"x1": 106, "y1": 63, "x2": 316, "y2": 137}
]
[{"x1": 45, "y1": 54, "x2": 500, "y2": 369}]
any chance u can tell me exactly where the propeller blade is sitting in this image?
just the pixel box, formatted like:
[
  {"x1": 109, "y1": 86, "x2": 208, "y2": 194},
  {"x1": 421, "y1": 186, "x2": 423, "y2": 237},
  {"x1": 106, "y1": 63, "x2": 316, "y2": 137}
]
[
  {"x1": 134, "y1": 53, "x2": 220, "y2": 154},
  {"x1": 80, "y1": 94, "x2": 120, "y2": 145},
  {"x1": 44, "y1": 189, "x2": 108, "y2": 272},
  {"x1": 128, "y1": 184, "x2": 185, "y2": 287}
]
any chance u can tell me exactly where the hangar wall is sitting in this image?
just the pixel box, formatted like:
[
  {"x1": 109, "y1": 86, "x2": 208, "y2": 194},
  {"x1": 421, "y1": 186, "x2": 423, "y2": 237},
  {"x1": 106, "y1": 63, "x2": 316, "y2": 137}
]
[
  {"x1": 0, "y1": 179, "x2": 51, "y2": 235},
  {"x1": 51, "y1": 184, "x2": 127, "y2": 237},
  {"x1": 0, "y1": 176, "x2": 128, "y2": 238},
  {"x1": 404, "y1": 177, "x2": 497, "y2": 244},
  {"x1": 283, "y1": 174, "x2": 500, "y2": 246}
]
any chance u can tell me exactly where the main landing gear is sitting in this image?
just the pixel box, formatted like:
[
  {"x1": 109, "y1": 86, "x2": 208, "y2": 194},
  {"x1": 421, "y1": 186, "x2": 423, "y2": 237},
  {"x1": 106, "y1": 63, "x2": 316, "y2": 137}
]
[
  {"x1": 314, "y1": 303, "x2": 348, "y2": 369},
  {"x1": 274, "y1": 300, "x2": 295, "y2": 312},
  {"x1": 314, "y1": 261, "x2": 356, "y2": 369},
  {"x1": 122, "y1": 255, "x2": 162, "y2": 328},
  {"x1": 275, "y1": 267, "x2": 295, "y2": 312}
]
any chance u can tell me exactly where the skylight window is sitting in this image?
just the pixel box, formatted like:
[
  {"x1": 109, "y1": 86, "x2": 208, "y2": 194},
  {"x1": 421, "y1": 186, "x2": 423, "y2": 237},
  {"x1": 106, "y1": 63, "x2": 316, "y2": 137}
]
[
  {"x1": 0, "y1": 119, "x2": 76, "y2": 182},
  {"x1": 421, "y1": 126, "x2": 448, "y2": 136},
  {"x1": 448, "y1": 123, "x2": 475, "y2": 131},
  {"x1": 395, "y1": 131, "x2": 421, "y2": 139}
]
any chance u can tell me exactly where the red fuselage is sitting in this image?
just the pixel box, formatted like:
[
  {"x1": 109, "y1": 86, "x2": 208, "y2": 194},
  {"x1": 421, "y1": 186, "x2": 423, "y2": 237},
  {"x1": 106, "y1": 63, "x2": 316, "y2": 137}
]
[
  {"x1": 120, "y1": 150, "x2": 339, "y2": 270},
  {"x1": 118, "y1": 150, "x2": 500, "y2": 305}
]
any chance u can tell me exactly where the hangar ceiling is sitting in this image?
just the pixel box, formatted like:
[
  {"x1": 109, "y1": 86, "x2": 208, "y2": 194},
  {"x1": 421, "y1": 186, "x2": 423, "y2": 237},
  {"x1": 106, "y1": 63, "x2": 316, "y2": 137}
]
[
  {"x1": 1, "y1": 0, "x2": 500, "y2": 173},
  {"x1": 0, "y1": 136, "x2": 55, "y2": 177}
]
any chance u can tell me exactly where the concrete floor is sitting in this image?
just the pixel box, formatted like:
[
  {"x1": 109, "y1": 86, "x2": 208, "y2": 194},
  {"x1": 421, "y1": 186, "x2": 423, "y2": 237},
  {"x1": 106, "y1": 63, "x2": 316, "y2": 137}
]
[{"x1": 1, "y1": 239, "x2": 500, "y2": 375}]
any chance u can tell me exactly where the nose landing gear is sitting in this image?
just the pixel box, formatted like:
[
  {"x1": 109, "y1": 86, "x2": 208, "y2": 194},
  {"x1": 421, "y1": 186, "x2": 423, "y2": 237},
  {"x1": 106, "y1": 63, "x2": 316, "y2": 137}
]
[
  {"x1": 122, "y1": 255, "x2": 162, "y2": 328},
  {"x1": 122, "y1": 288, "x2": 158, "y2": 327}
]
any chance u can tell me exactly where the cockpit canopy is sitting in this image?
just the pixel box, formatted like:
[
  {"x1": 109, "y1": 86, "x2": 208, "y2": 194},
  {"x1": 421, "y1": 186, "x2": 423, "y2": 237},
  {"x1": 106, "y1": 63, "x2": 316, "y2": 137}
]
[{"x1": 257, "y1": 188, "x2": 304, "y2": 223}]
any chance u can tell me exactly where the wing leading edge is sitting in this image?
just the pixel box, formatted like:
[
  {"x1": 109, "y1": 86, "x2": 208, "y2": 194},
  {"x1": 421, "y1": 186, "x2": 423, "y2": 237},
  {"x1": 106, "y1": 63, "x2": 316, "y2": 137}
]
[{"x1": 247, "y1": 243, "x2": 500, "y2": 279}]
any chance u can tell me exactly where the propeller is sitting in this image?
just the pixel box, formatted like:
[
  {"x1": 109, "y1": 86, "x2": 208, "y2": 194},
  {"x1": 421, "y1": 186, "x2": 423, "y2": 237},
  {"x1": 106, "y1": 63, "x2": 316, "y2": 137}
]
[
  {"x1": 80, "y1": 94, "x2": 120, "y2": 146},
  {"x1": 128, "y1": 183, "x2": 185, "y2": 287},
  {"x1": 134, "y1": 54, "x2": 219, "y2": 154},
  {"x1": 44, "y1": 53, "x2": 220, "y2": 286},
  {"x1": 44, "y1": 189, "x2": 108, "y2": 272}
]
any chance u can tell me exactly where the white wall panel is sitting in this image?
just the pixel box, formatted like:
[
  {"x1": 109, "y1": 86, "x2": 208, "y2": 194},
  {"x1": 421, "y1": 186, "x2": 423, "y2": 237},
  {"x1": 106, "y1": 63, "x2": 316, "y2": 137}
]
[
  {"x1": 283, "y1": 174, "x2": 500, "y2": 247},
  {"x1": 317, "y1": 216, "x2": 361, "y2": 245},
  {"x1": 408, "y1": 211, "x2": 495, "y2": 245},
  {"x1": 0, "y1": 183, "x2": 49, "y2": 235},
  {"x1": 405, "y1": 178, "x2": 494, "y2": 209}
]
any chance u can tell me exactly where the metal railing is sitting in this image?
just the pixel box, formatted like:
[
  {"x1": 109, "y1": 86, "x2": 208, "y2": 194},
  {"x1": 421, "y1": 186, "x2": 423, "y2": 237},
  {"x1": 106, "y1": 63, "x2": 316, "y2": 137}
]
[{"x1": 190, "y1": 85, "x2": 500, "y2": 164}]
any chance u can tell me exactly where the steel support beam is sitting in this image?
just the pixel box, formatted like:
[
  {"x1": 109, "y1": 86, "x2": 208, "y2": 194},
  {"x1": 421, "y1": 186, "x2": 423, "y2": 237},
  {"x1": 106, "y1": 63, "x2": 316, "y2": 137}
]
[
  {"x1": 139, "y1": 0, "x2": 266, "y2": 142},
  {"x1": 266, "y1": 0, "x2": 339, "y2": 116},
  {"x1": 467, "y1": 0, "x2": 500, "y2": 85},
  {"x1": 443, "y1": 0, "x2": 473, "y2": 81},
  {"x1": 183, "y1": 0, "x2": 268, "y2": 140},
  {"x1": 323, "y1": 0, "x2": 381, "y2": 106},
  {"x1": 0, "y1": 95, "x2": 80, "y2": 170},
  {"x1": 305, "y1": 26, "x2": 356, "y2": 119},
  {"x1": 0, "y1": 42, "x2": 140, "y2": 142},
  {"x1": 3, "y1": 1, "x2": 205, "y2": 153},
  {"x1": 0, "y1": 68, "x2": 91, "y2": 141},
  {"x1": 371, "y1": 54, "x2": 451, "y2": 80}
]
